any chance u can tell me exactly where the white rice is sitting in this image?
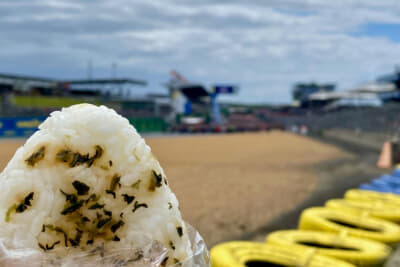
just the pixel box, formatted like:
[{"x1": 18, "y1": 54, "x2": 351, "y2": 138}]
[{"x1": 0, "y1": 104, "x2": 192, "y2": 266}]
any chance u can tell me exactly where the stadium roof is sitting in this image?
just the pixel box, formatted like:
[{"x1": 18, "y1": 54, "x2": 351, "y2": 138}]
[
  {"x1": 308, "y1": 91, "x2": 350, "y2": 101},
  {"x1": 63, "y1": 78, "x2": 147, "y2": 86},
  {"x1": 0, "y1": 73, "x2": 55, "y2": 82},
  {"x1": 179, "y1": 85, "x2": 209, "y2": 100},
  {"x1": 351, "y1": 82, "x2": 396, "y2": 93},
  {"x1": 0, "y1": 73, "x2": 147, "y2": 86}
]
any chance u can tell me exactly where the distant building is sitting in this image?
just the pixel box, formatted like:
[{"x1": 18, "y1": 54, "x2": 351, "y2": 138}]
[
  {"x1": 0, "y1": 73, "x2": 176, "y2": 120},
  {"x1": 292, "y1": 82, "x2": 336, "y2": 107},
  {"x1": 0, "y1": 73, "x2": 148, "y2": 98},
  {"x1": 0, "y1": 73, "x2": 58, "y2": 95},
  {"x1": 62, "y1": 78, "x2": 147, "y2": 98},
  {"x1": 377, "y1": 67, "x2": 400, "y2": 88}
]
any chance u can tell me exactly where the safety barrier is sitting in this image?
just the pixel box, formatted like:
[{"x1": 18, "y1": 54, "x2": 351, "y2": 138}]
[
  {"x1": 358, "y1": 171, "x2": 400, "y2": 194},
  {"x1": 299, "y1": 207, "x2": 400, "y2": 245},
  {"x1": 266, "y1": 230, "x2": 391, "y2": 266},
  {"x1": 210, "y1": 241, "x2": 355, "y2": 267},
  {"x1": 210, "y1": 167, "x2": 400, "y2": 267},
  {"x1": 345, "y1": 189, "x2": 400, "y2": 205},
  {"x1": 0, "y1": 116, "x2": 45, "y2": 137},
  {"x1": 128, "y1": 117, "x2": 166, "y2": 133},
  {"x1": 0, "y1": 116, "x2": 166, "y2": 137},
  {"x1": 326, "y1": 198, "x2": 400, "y2": 223}
]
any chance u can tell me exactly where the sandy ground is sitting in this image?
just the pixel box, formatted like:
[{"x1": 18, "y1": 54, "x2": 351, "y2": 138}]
[{"x1": 0, "y1": 131, "x2": 352, "y2": 247}]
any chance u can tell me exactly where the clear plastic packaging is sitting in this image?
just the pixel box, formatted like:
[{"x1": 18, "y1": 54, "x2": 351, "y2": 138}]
[{"x1": 0, "y1": 223, "x2": 210, "y2": 267}]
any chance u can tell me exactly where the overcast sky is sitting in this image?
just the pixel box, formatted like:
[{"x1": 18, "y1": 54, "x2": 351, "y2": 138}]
[{"x1": 1, "y1": 0, "x2": 400, "y2": 103}]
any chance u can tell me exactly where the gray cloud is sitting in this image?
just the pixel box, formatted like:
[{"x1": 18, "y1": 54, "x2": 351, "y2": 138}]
[{"x1": 1, "y1": 0, "x2": 400, "y2": 102}]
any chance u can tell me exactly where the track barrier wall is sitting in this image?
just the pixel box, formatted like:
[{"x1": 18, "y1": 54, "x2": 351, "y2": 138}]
[{"x1": 0, "y1": 117, "x2": 166, "y2": 137}]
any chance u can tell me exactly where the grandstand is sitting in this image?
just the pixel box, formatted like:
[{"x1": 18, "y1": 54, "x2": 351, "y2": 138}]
[{"x1": 0, "y1": 73, "x2": 171, "y2": 135}]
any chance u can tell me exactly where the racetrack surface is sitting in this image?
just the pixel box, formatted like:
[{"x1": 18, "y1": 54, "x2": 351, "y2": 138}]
[{"x1": 0, "y1": 131, "x2": 351, "y2": 246}]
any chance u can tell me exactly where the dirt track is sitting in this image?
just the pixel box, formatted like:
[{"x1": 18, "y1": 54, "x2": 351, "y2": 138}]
[{"x1": 0, "y1": 132, "x2": 351, "y2": 246}]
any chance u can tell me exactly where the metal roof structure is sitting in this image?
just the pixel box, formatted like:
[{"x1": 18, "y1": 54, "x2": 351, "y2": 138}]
[
  {"x1": 0, "y1": 73, "x2": 147, "y2": 87},
  {"x1": 351, "y1": 82, "x2": 396, "y2": 93},
  {"x1": 63, "y1": 78, "x2": 147, "y2": 86},
  {"x1": 308, "y1": 91, "x2": 350, "y2": 101},
  {"x1": 0, "y1": 73, "x2": 55, "y2": 82}
]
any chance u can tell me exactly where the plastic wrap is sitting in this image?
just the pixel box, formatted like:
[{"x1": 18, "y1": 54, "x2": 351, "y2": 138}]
[{"x1": 0, "y1": 223, "x2": 210, "y2": 267}]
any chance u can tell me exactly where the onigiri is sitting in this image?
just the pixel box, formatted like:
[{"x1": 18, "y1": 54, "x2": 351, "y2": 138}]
[{"x1": 0, "y1": 104, "x2": 194, "y2": 266}]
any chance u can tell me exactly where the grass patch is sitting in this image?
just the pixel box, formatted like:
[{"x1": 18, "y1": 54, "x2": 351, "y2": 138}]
[{"x1": 11, "y1": 96, "x2": 100, "y2": 108}]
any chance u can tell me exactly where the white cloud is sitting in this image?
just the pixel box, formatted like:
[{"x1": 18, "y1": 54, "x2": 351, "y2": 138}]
[{"x1": 0, "y1": 0, "x2": 400, "y2": 103}]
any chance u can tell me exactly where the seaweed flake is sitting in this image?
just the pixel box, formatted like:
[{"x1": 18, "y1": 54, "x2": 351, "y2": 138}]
[
  {"x1": 112, "y1": 235, "x2": 120, "y2": 242},
  {"x1": 5, "y1": 204, "x2": 17, "y2": 222},
  {"x1": 38, "y1": 243, "x2": 46, "y2": 251},
  {"x1": 61, "y1": 201, "x2": 83, "y2": 215},
  {"x1": 87, "y1": 239, "x2": 94, "y2": 245},
  {"x1": 23, "y1": 192, "x2": 34, "y2": 206},
  {"x1": 45, "y1": 224, "x2": 55, "y2": 231},
  {"x1": 15, "y1": 203, "x2": 28, "y2": 213},
  {"x1": 87, "y1": 145, "x2": 103, "y2": 167},
  {"x1": 120, "y1": 212, "x2": 124, "y2": 218},
  {"x1": 46, "y1": 241, "x2": 60, "y2": 250},
  {"x1": 168, "y1": 202, "x2": 173, "y2": 210},
  {"x1": 59, "y1": 146, "x2": 103, "y2": 168},
  {"x1": 60, "y1": 190, "x2": 78, "y2": 203},
  {"x1": 72, "y1": 180, "x2": 90, "y2": 195},
  {"x1": 85, "y1": 194, "x2": 99, "y2": 204},
  {"x1": 148, "y1": 170, "x2": 163, "y2": 192},
  {"x1": 88, "y1": 203, "x2": 105, "y2": 210},
  {"x1": 169, "y1": 241, "x2": 175, "y2": 250},
  {"x1": 132, "y1": 201, "x2": 148, "y2": 213},
  {"x1": 131, "y1": 180, "x2": 141, "y2": 190},
  {"x1": 176, "y1": 226, "x2": 183, "y2": 237},
  {"x1": 109, "y1": 174, "x2": 121, "y2": 192},
  {"x1": 69, "y1": 229, "x2": 83, "y2": 247},
  {"x1": 54, "y1": 227, "x2": 68, "y2": 247},
  {"x1": 6, "y1": 192, "x2": 35, "y2": 221},
  {"x1": 100, "y1": 166, "x2": 109, "y2": 171},
  {"x1": 25, "y1": 146, "x2": 45, "y2": 166},
  {"x1": 105, "y1": 190, "x2": 116, "y2": 199},
  {"x1": 39, "y1": 241, "x2": 61, "y2": 251},
  {"x1": 122, "y1": 194, "x2": 135, "y2": 204},
  {"x1": 110, "y1": 220, "x2": 125, "y2": 233},
  {"x1": 109, "y1": 160, "x2": 113, "y2": 167},
  {"x1": 42, "y1": 224, "x2": 45, "y2": 232},
  {"x1": 160, "y1": 257, "x2": 169, "y2": 267},
  {"x1": 69, "y1": 153, "x2": 90, "y2": 168},
  {"x1": 104, "y1": 209, "x2": 112, "y2": 217},
  {"x1": 96, "y1": 217, "x2": 112, "y2": 229},
  {"x1": 56, "y1": 149, "x2": 73, "y2": 163}
]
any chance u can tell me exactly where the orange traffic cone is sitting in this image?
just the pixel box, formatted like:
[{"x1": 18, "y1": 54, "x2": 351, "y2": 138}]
[{"x1": 377, "y1": 141, "x2": 392, "y2": 169}]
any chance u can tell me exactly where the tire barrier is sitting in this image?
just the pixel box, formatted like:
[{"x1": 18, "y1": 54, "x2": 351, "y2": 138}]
[
  {"x1": 210, "y1": 241, "x2": 355, "y2": 267},
  {"x1": 359, "y1": 183, "x2": 395, "y2": 194},
  {"x1": 345, "y1": 189, "x2": 400, "y2": 205},
  {"x1": 325, "y1": 198, "x2": 400, "y2": 223},
  {"x1": 358, "y1": 175, "x2": 400, "y2": 194},
  {"x1": 298, "y1": 207, "x2": 400, "y2": 245},
  {"x1": 374, "y1": 175, "x2": 400, "y2": 186},
  {"x1": 266, "y1": 230, "x2": 391, "y2": 266},
  {"x1": 392, "y1": 167, "x2": 400, "y2": 177}
]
